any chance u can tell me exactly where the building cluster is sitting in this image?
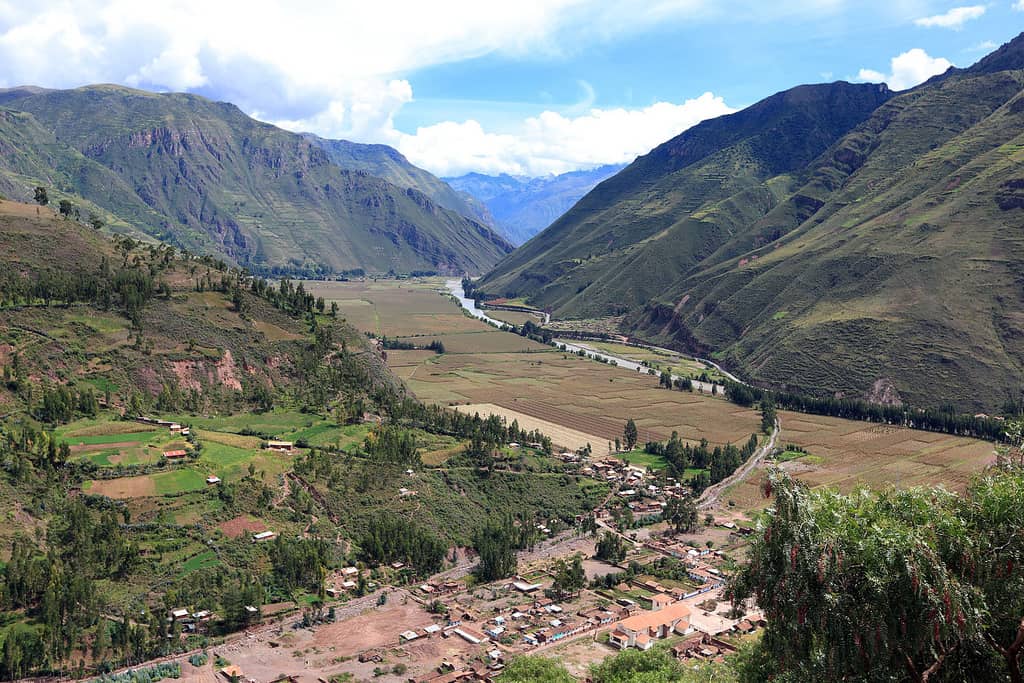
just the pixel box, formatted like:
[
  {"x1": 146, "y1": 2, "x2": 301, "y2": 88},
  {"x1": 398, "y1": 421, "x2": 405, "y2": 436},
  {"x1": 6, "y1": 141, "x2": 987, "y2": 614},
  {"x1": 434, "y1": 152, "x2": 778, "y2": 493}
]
[
  {"x1": 136, "y1": 416, "x2": 190, "y2": 436},
  {"x1": 583, "y1": 458, "x2": 695, "y2": 520}
]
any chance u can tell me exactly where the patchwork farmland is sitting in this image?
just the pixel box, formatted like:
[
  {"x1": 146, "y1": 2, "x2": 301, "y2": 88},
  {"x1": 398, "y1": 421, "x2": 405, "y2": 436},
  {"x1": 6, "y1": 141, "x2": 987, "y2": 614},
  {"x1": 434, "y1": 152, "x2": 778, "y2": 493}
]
[
  {"x1": 305, "y1": 279, "x2": 763, "y2": 454},
  {"x1": 305, "y1": 278, "x2": 998, "y2": 501}
]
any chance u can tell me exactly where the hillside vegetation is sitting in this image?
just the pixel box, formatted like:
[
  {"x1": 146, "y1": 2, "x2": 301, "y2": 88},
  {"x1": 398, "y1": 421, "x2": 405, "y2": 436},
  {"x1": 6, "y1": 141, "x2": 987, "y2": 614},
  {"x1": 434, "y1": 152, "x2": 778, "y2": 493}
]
[
  {"x1": 303, "y1": 134, "x2": 493, "y2": 226},
  {"x1": 0, "y1": 85, "x2": 512, "y2": 276},
  {"x1": 0, "y1": 202, "x2": 601, "y2": 678},
  {"x1": 479, "y1": 34, "x2": 1024, "y2": 411}
]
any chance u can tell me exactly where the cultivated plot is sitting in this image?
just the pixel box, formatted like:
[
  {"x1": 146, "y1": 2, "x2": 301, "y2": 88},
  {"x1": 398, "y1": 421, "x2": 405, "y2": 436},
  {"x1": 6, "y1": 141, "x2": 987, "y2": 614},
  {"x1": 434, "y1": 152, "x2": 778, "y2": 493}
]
[{"x1": 724, "y1": 411, "x2": 998, "y2": 510}]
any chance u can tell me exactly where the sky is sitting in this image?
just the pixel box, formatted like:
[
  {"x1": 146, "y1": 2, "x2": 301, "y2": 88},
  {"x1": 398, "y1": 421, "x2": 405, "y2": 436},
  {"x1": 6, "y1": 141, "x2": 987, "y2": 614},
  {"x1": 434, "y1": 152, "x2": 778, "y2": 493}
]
[{"x1": 0, "y1": 1, "x2": 1021, "y2": 177}]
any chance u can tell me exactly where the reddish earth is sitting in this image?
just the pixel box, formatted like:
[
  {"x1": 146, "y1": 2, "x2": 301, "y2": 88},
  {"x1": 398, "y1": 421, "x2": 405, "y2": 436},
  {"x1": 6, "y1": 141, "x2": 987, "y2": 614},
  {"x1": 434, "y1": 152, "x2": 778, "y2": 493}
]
[
  {"x1": 69, "y1": 440, "x2": 140, "y2": 453},
  {"x1": 218, "y1": 515, "x2": 267, "y2": 539}
]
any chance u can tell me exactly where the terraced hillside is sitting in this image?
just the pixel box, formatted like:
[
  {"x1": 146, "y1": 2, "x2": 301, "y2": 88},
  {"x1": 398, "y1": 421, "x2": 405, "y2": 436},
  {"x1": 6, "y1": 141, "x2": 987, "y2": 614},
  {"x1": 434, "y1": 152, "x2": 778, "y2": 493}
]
[
  {"x1": 0, "y1": 85, "x2": 512, "y2": 275},
  {"x1": 480, "y1": 34, "x2": 1024, "y2": 411}
]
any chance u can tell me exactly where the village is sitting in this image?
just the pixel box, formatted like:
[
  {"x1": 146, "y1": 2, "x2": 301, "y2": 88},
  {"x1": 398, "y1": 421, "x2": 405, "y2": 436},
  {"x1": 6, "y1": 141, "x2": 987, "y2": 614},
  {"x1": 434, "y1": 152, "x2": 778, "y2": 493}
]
[{"x1": 166, "y1": 450, "x2": 765, "y2": 683}]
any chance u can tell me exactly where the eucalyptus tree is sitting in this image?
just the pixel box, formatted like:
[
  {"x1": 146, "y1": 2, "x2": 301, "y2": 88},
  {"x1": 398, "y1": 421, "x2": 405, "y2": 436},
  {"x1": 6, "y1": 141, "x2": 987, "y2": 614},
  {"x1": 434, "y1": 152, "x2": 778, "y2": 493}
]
[{"x1": 732, "y1": 465, "x2": 1024, "y2": 682}]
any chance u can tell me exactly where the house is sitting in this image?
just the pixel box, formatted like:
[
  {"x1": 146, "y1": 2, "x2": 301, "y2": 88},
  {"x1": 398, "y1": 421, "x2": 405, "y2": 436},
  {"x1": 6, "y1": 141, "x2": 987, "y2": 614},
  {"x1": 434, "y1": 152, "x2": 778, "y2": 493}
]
[
  {"x1": 218, "y1": 665, "x2": 245, "y2": 682},
  {"x1": 163, "y1": 450, "x2": 188, "y2": 459},
  {"x1": 651, "y1": 593, "x2": 675, "y2": 610},
  {"x1": 512, "y1": 580, "x2": 542, "y2": 593},
  {"x1": 168, "y1": 423, "x2": 182, "y2": 433},
  {"x1": 265, "y1": 440, "x2": 294, "y2": 453},
  {"x1": 169, "y1": 608, "x2": 189, "y2": 621},
  {"x1": 453, "y1": 627, "x2": 487, "y2": 644},
  {"x1": 607, "y1": 602, "x2": 692, "y2": 650},
  {"x1": 342, "y1": 566, "x2": 359, "y2": 576},
  {"x1": 252, "y1": 530, "x2": 277, "y2": 542},
  {"x1": 735, "y1": 619, "x2": 757, "y2": 634},
  {"x1": 673, "y1": 632, "x2": 713, "y2": 659},
  {"x1": 206, "y1": 475, "x2": 221, "y2": 485}
]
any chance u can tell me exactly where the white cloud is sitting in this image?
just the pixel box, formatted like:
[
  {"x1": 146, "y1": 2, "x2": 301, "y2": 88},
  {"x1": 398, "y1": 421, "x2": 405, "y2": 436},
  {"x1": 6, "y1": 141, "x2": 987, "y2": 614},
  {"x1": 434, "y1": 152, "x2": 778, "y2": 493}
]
[
  {"x1": 914, "y1": 5, "x2": 985, "y2": 29},
  {"x1": 856, "y1": 48, "x2": 953, "y2": 90},
  {"x1": 395, "y1": 93, "x2": 736, "y2": 177},
  {"x1": 0, "y1": 0, "x2": 733, "y2": 174},
  {"x1": 967, "y1": 40, "x2": 998, "y2": 52},
  {"x1": 1015, "y1": 1, "x2": 1024, "y2": 10},
  {"x1": 0, "y1": 0, "x2": 930, "y2": 175}
]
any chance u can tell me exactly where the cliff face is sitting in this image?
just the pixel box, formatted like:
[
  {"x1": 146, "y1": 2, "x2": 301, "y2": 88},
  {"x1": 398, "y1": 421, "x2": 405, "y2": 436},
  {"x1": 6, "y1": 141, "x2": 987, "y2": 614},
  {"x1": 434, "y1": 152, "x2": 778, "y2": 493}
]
[{"x1": 0, "y1": 85, "x2": 512, "y2": 275}]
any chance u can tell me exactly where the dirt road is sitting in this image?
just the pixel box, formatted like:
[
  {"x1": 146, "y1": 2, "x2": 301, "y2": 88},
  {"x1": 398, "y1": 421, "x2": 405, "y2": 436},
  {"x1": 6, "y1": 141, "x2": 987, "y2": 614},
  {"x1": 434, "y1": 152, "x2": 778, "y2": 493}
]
[{"x1": 697, "y1": 417, "x2": 780, "y2": 511}]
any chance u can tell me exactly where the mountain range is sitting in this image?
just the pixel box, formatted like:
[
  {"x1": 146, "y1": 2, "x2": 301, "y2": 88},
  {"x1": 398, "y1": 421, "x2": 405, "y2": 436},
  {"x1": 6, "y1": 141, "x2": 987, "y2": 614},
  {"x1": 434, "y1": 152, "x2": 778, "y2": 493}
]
[
  {"x1": 479, "y1": 34, "x2": 1024, "y2": 411},
  {"x1": 0, "y1": 85, "x2": 512, "y2": 275},
  {"x1": 445, "y1": 165, "x2": 625, "y2": 245}
]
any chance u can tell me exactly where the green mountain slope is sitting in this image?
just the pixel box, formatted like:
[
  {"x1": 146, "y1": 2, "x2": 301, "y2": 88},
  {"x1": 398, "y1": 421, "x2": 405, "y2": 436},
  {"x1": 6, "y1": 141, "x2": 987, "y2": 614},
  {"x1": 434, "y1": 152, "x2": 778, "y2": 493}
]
[
  {"x1": 445, "y1": 164, "x2": 625, "y2": 245},
  {"x1": 479, "y1": 34, "x2": 1024, "y2": 411},
  {"x1": 0, "y1": 85, "x2": 511, "y2": 275},
  {"x1": 302, "y1": 134, "x2": 493, "y2": 225},
  {"x1": 479, "y1": 81, "x2": 894, "y2": 312}
]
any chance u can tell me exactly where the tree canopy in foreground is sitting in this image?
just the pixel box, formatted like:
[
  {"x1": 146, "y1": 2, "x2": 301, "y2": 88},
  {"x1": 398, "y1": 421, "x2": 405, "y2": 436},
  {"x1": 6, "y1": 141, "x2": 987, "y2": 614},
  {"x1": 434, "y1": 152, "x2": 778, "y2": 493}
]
[{"x1": 731, "y1": 462, "x2": 1024, "y2": 682}]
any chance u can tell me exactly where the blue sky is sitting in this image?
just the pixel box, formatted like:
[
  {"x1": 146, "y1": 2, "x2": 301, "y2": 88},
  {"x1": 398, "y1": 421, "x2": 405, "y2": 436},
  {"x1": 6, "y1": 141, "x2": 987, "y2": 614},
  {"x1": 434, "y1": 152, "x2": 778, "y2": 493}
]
[{"x1": 0, "y1": 1, "x2": 1020, "y2": 176}]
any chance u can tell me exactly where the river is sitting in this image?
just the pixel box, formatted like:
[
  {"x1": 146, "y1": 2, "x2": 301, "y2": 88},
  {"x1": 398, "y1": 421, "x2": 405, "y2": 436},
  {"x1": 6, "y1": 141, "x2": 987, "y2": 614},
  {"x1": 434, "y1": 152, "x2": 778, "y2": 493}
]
[{"x1": 445, "y1": 278, "x2": 738, "y2": 392}]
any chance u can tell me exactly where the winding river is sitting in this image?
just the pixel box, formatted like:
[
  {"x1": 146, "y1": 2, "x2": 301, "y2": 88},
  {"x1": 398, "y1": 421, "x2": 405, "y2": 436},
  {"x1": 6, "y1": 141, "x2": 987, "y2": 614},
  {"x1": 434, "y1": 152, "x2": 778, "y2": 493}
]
[{"x1": 445, "y1": 278, "x2": 742, "y2": 391}]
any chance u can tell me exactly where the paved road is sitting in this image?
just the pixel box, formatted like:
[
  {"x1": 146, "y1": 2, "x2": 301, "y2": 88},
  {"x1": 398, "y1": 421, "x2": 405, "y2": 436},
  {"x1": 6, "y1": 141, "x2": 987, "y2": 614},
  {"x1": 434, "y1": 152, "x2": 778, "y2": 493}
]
[
  {"x1": 446, "y1": 279, "x2": 742, "y2": 391},
  {"x1": 697, "y1": 417, "x2": 780, "y2": 511},
  {"x1": 555, "y1": 339, "x2": 724, "y2": 395}
]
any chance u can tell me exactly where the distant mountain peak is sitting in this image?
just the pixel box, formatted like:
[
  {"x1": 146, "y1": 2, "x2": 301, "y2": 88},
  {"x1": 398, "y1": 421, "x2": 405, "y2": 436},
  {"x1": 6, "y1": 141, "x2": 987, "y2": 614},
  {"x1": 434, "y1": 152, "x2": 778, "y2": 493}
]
[{"x1": 446, "y1": 164, "x2": 626, "y2": 245}]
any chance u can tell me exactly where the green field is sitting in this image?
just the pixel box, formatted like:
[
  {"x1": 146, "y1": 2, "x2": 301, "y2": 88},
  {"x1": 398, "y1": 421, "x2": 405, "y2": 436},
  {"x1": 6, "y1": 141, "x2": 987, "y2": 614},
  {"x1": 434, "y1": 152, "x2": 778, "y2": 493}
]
[
  {"x1": 180, "y1": 550, "x2": 220, "y2": 574},
  {"x1": 618, "y1": 450, "x2": 668, "y2": 471},
  {"x1": 152, "y1": 469, "x2": 208, "y2": 495},
  {"x1": 62, "y1": 430, "x2": 165, "y2": 446}
]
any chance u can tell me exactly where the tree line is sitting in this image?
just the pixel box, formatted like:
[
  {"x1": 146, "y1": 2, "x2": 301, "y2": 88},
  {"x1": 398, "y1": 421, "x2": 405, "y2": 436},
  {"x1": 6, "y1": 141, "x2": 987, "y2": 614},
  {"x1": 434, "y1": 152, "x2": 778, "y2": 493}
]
[
  {"x1": 642, "y1": 431, "x2": 759, "y2": 492},
  {"x1": 358, "y1": 515, "x2": 447, "y2": 577},
  {"x1": 724, "y1": 381, "x2": 1007, "y2": 441}
]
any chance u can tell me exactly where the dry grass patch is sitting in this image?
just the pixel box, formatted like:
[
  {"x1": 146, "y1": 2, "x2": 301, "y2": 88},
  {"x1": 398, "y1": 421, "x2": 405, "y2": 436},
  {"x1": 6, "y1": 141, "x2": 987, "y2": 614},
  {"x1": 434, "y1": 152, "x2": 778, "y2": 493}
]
[
  {"x1": 454, "y1": 403, "x2": 609, "y2": 452},
  {"x1": 252, "y1": 320, "x2": 302, "y2": 341},
  {"x1": 84, "y1": 475, "x2": 156, "y2": 498},
  {"x1": 197, "y1": 429, "x2": 261, "y2": 449}
]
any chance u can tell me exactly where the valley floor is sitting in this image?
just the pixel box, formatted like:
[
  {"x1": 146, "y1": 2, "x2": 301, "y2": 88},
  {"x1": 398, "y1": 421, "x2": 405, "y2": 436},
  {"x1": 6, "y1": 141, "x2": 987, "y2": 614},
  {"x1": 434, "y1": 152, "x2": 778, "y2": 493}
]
[{"x1": 61, "y1": 277, "x2": 997, "y2": 683}]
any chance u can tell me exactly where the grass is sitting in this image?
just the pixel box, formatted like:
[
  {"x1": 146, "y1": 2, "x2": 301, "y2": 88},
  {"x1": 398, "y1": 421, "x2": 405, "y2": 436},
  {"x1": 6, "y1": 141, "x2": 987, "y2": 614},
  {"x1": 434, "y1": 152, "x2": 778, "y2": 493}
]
[
  {"x1": 60, "y1": 430, "x2": 164, "y2": 445},
  {"x1": 180, "y1": 550, "x2": 220, "y2": 575},
  {"x1": 618, "y1": 450, "x2": 668, "y2": 471},
  {"x1": 152, "y1": 469, "x2": 207, "y2": 495},
  {"x1": 774, "y1": 449, "x2": 807, "y2": 462},
  {"x1": 160, "y1": 409, "x2": 322, "y2": 437}
]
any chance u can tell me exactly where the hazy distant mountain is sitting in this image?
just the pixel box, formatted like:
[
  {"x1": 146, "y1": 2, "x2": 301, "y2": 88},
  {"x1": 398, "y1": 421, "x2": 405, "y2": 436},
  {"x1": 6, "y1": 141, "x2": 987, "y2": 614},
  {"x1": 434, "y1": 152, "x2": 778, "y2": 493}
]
[
  {"x1": 478, "y1": 33, "x2": 1024, "y2": 410},
  {"x1": 445, "y1": 164, "x2": 625, "y2": 245},
  {"x1": 0, "y1": 85, "x2": 512, "y2": 275}
]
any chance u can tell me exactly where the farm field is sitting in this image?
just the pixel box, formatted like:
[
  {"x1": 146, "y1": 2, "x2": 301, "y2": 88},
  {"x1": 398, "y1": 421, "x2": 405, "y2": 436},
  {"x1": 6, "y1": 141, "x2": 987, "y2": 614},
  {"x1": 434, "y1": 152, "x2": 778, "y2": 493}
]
[
  {"x1": 303, "y1": 278, "x2": 484, "y2": 337},
  {"x1": 57, "y1": 419, "x2": 189, "y2": 467},
  {"x1": 406, "y1": 350, "x2": 761, "y2": 451},
  {"x1": 723, "y1": 411, "x2": 998, "y2": 510},
  {"x1": 583, "y1": 340, "x2": 727, "y2": 382},
  {"x1": 453, "y1": 402, "x2": 605, "y2": 452},
  {"x1": 302, "y1": 278, "x2": 1000, "y2": 497},
  {"x1": 305, "y1": 279, "x2": 765, "y2": 452},
  {"x1": 483, "y1": 309, "x2": 541, "y2": 325}
]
